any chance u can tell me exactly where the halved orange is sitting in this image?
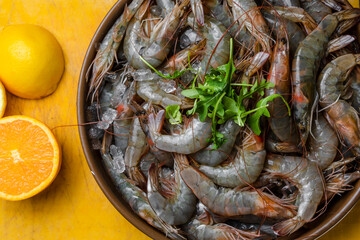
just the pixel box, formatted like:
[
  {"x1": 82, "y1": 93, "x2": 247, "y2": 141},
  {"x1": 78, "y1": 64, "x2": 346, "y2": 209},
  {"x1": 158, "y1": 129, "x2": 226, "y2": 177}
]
[
  {"x1": 0, "y1": 80, "x2": 6, "y2": 118},
  {"x1": 0, "y1": 115, "x2": 61, "y2": 201}
]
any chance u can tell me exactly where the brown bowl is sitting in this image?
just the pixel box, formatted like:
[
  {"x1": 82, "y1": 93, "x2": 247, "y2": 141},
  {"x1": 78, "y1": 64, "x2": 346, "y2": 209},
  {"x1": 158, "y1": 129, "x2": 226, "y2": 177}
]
[{"x1": 77, "y1": 1, "x2": 360, "y2": 239}]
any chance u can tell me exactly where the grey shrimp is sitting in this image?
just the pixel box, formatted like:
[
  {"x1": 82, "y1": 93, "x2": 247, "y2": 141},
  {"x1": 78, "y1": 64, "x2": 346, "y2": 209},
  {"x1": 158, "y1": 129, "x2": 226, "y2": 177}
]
[
  {"x1": 265, "y1": 154, "x2": 324, "y2": 236},
  {"x1": 136, "y1": 79, "x2": 194, "y2": 109},
  {"x1": 87, "y1": 0, "x2": 145, "y2": 101},
  {"x1": 124, "y1": 103, "x2": 150, "y2": 189},
  {"x1": 145, "y1": 110, "x2": 212, "y2": 154},
  {"x1": 262, "y1": 10, "x2": 305, "y2": 57},
  {"x1": 205, "y1": 0, "x2": 256, "y2": 51},
  {"x1": 192, "y1": 119, "x2": 241, "y2": 167},
  {"x1": 199, "y1": 128, "x2": 266, "y2": 188},
  {"x1": 147, "y1": 154, "x2": 197, "y2": 225},
  {"x1": 318, "y1": 54, "x2": 360, "y2": 155},
  {"x1": 227, "y1": 0, "x2": 272, "y2": 53},
  {"x1": 123, "y1": 0, "x2": 190, "y2": 69},
  {"x1": 177, "y1": 156, "x2": 296, "y2": 219},
  {"x1": 183, "y1": 203, "x2": 260, "y2": 240},
  {"x1": 101, "y1": 153, "x2": 184, "y2": 239},
  {"x1": 186, "y1": 14, "x2": 231, "y2": 77},
  {"x1": 292, "y1": 9, "x2": 360, "y2": 145}
]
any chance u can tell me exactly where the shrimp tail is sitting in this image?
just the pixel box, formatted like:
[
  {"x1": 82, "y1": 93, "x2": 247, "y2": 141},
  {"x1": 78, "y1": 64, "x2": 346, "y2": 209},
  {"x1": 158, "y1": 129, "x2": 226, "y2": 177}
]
[
  {"x1": 148, "y1": 110, "x2": 166, "y2": 134},
  {"x1": 272, "y1": 218, "x2": 302, "y2": 236},
  {"x1": 334, "y1": 8, "x2": 360, "y2": 21},
  {"x1": 191, "y1": 0, "x2": 205, "y2": 26},
  {"x1": 174, "y1": 153, "x2": 190, "y2": 171}
]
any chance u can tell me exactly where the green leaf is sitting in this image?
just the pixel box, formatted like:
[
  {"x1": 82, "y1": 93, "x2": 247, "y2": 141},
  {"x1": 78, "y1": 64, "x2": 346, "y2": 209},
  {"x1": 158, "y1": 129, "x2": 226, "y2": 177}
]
[
  {"x1": 181, "y1": 89, "x2": 199, "y2": 99},
  {"x1": 165, "y1": 105, "x2": 182, "y2": 125},
  {"x1": 247, "y1": 94, "x2": 290, "y2": 135}
]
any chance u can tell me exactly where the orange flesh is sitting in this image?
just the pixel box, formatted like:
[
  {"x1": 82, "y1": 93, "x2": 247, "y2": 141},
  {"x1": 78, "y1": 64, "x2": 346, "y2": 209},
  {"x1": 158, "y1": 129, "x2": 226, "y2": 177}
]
[{"x1": 0, "y1": 120, "x2": 55, "y2": 196}]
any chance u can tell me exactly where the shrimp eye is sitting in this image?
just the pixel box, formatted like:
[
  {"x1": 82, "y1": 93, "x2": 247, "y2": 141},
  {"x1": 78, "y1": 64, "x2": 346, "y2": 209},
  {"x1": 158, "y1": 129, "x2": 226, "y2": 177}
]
[{"x1": 280, "y1": 38, "x2": 287, "y2": 44}]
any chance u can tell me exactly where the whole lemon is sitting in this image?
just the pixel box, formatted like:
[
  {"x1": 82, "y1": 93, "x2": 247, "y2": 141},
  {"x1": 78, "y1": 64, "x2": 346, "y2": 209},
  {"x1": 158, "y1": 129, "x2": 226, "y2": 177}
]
[{"x1": 0, "y1": 24, "x2": 64, "y2": 99}]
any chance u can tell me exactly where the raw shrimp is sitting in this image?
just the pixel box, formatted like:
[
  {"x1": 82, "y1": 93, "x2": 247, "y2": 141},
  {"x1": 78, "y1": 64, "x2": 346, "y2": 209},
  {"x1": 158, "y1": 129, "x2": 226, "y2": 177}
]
[
  {"x1": 186, "y1": 14, "x2": 231, "y2": 77},
  {"x1": 183, "y1": 203, "x2": 260, "y2": 240},
  {"x1": 124, "y1": 103, "x2": 150, "y2": 189},
  {"x1": 227, "y1": 0, "x2": 272, "y2": 53},
  {"x1": 87, "y1": 0, "x2": 145, "y2": 101},
  {"x1": 292, "y1": 10, "x2": 360, "y2": 145},
  {"x1": 265, "y1": 154, "x2": 324, "y2": 236},
  {"x1": 299, "y1": 0, "x2": 332, "y2": 23},
  {"x1": 178, "y1": 162, "x2": 295, "y2": 219},
  {"x1": 191, "y1": 0, "x2": 205, "y2": 26},
  {"x1": 307, "y1": 114, "x2": 339, "y2": 169},
  {"x1": 145, "y1": 110, "x2": 212, "y2": 154},
  {"x1": 101, "y1": 151, "x2": 184, "y2": 239},
  {"x1": 266, "y1": 31, "x2": 298, "y2": 144},
  {"x1": 263, "y1": 6, "x2": 317, "y2": 34},
  {"x1": 123, "y1": 0, "x2": 190, "y2": 69},
  {"x1": 147, "y1": 154, "x2": 197, "y2": 225},
  {"x1": 262, "y1": 10, "x2": 305, "y2": 57},
  {"x1": 318, "y1": 54, "x2": 360, "y2": 155},
  {"x1": 205, "y1": 0, "x2": 256, "y2": 51},
  {"x1": 192, "y1": 119, "x2": 241, "y2": 167},
  {"x1": 113, "y1": 81, "x2": 136, "y2": 155},
  {"x1": 319, "y1": 54, "x2": 360, "y2": 105},
  {"x1": 136, "y1": 79, "x2": 194, "y2": 109},
  {"x1": 199, "y1": 128, "x2": 266, "y2": 188}
]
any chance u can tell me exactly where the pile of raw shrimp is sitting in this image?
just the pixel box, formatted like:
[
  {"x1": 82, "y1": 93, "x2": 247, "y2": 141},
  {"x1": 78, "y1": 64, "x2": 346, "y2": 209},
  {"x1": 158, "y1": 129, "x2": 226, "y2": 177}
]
[{"x1": 86, "y1": 0, "x2": 360, "y2": 239}]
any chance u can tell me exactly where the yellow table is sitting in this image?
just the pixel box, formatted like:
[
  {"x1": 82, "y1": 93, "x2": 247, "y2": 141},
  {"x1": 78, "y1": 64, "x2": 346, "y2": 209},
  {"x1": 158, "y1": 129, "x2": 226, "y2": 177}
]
[{"x1": 0, "y1": 0, "x2": 359, "y2": 239}]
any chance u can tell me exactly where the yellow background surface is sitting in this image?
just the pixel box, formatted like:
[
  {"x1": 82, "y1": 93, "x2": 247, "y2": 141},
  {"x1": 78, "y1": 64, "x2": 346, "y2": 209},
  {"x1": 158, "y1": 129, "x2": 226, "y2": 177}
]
[{"x1": 0, "y1": 0, "x2": 359, "y2": 239}]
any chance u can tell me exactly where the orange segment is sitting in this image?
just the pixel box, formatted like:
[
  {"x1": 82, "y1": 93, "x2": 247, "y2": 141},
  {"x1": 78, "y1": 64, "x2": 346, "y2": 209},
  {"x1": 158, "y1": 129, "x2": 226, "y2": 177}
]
[
  {"x1": 0, "y1": 81, "x2": 6, "y2": 118},
  {"x1": 0, "y1": 115, "x2": 61, "y2": 201}
]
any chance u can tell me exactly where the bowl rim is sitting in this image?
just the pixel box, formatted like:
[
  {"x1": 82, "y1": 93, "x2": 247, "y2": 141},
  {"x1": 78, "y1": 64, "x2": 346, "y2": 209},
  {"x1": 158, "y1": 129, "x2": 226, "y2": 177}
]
[{"x1": 77, "y1": 1, "x2": 360, "y2": 239}]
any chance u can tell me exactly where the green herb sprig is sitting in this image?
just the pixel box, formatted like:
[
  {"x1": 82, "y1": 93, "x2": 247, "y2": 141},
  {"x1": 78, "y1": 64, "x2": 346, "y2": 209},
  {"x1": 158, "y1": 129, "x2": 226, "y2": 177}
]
[
  {"x1": 181, "y1": 39, "x2": 290, "y2": 148},
  {"x1": 140, "y1": 38, "x2": 290, "y2": 149}
]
